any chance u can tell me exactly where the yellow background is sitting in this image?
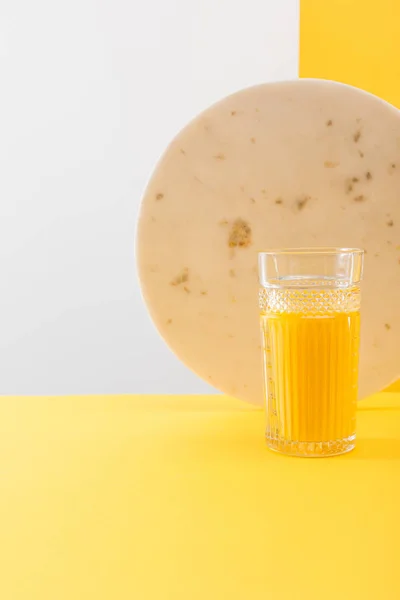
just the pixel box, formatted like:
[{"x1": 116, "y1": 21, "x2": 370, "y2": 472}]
[
  {"x1": 300, "y1": 0, "x2": 400, "y2": 108},
  {"x1": 300, "y1": 0, "x2": 400, "y2": 392},
  {"x1": 1, "y1": 394, "x2": 399, "y2": 599}
]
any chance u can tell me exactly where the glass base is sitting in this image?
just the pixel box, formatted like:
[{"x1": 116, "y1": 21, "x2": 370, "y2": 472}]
[{"x1": 266, "y1": 434, "x2": 356, "y2": 457}]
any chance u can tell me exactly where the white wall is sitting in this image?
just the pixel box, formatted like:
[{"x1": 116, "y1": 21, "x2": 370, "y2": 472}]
[{"x1": 0, "y1": 0, "x2": 299, "y2": 394}]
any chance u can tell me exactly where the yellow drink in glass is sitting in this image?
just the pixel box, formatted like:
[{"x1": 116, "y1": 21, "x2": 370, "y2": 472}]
[
  {"x1": 259, "y1": 249, "x2": 364, "y2": 457},
  {"x1": 261, "y1": 307, "x2": 360, "y2": 452}
]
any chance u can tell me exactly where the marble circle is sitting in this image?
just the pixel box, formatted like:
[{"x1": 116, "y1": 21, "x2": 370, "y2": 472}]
[{"x1": 136, "y1": 79, "x2": 400, "y2": 404}]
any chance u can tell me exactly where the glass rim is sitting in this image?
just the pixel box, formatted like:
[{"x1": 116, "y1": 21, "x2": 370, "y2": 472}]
[{"x1": 259, "y1": 247, "x2": 364, "y2": 257}]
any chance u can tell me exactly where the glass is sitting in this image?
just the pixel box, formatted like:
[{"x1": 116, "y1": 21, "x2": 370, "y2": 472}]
[{"x1": 258, "y1": 248, "x2": 364, "y2": 457}]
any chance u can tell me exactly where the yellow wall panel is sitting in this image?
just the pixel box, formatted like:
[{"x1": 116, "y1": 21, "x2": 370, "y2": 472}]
[
  {"x1": 300, "y1": 0, "x2": 400, "y2": 109},
  {"x1": 300, "y1": 0, "x2": 400, "y2": 391}
]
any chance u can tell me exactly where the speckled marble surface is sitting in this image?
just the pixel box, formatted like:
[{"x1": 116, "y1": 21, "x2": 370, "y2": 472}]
[{"x1": 136, "y1": 79, "x2": 400, "y2": 405}]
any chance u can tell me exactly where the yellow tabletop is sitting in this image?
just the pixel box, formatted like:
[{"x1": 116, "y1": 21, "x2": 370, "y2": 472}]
[{"x1": 1, "y1": 393, "x2": 399, "y2": 599}]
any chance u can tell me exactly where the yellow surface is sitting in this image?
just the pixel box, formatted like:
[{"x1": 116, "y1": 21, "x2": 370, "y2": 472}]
[
  {"x1": 300, "y1": 0, "x2": 400, "y2": 108},
  {"x1": 1, "y1": 394, "x2": 399, "y2": 599},
  {"x1": 300, "y1": 0, "x2": 400, "y2": 393},
  {"x1": 385, "y1": 379, "x2": 400, "y2": 392}
]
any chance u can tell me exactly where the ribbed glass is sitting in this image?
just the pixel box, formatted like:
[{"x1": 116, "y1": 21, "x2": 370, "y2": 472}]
[{"x1": 259, "y1": 248, "x2": 364, "y2": 457}]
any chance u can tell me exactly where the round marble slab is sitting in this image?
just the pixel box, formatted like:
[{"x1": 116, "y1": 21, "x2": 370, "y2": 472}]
[{"x1": 136, "y1": 79, "x2": 400, "y2": 404}]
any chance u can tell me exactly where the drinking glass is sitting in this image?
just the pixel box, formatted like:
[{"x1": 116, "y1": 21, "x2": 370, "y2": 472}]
[{"x1": 259, "y1": 248, "x2": 364, "y2": 457}]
